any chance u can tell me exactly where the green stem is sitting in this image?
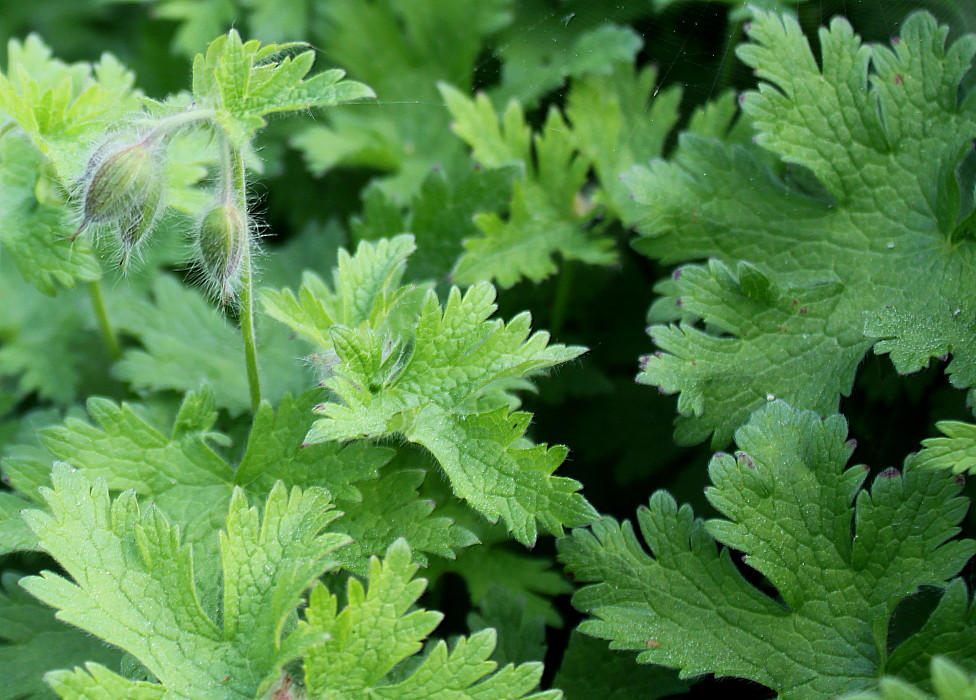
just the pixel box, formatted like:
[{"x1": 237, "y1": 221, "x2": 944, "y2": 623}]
[
  {"x1": 239, "y1": 250, "x2": 261, "y2": 413},
  {"x1": 145, "y1": 108, "x2": 217, "y2": 142},
  {"x1": 87, "y1": 280, "x2": 121, "y2": 361},
  {"x1": 226, "y1": 139, "x2": 262, "y2": 412}
]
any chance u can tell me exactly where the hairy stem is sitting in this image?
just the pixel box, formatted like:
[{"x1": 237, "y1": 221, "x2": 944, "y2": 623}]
[
  {"x1": 226, "y1": 140, "x2": 262, "y2": 412},
  {"x1": 146, "y1": 107, "x2": 217, "y2": 141},
  {"x1": 87, "y1": 280, "x2": 121, "y2": 361}
]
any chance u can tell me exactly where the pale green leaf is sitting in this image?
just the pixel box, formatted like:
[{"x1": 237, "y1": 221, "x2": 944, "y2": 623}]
[
  {"x1": 303, "y1": 538, "x2": 560, "y2": 700},
  {"x1": 46, "y1": 663, "x2": 166, "y2": 700},
  {"x1": 843, "y1": 657, "x2": 976, "y2": 699},
  {"x1": 305, "y1": 280, "x2": 596, "y2": 544},
  {"x1": 192, "y1": 29, "x2": 373, "y2": 146},
  {"x1": 0, "y1": 34, "x2": 140, "y2": 179},
  {"x1": 260, "y1": 234, "x2": 418, "y2": 350},
  {"x1": 21, "y1": 465, "x2": 348, "y2": 699},
  {"x1": 0, "y1": 572, "x2": 124, "y2": 700},
  {"x1": 21, "y1": 387, "x2": 470, "y2": 572},
  {"x1": 912, "y1": 421, "x2": 976, "y2": 474}
]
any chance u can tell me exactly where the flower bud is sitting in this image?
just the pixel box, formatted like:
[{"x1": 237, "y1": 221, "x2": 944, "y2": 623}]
[
  {"x1": 75, "y1": 134, "x2": 167, "y2": 266},
  {"x1": 80, "y1": 138, "x2": 160, "y2": 223},
  {"x1": 117, "y1": 172, "x2": 166, "y2": 268},
  {"x1": 194, "y1": 200, "x2": 249, "y2": 304}
]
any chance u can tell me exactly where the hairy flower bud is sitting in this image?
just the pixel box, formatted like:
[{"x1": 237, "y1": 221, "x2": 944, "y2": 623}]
[
  {"x1": 75, "y1": 134, "x2": 167, "y2": 266},
  {"x1": 118, "y1": 172, "x2": 166, "y2": 267},
  {"x1": 80, "y1": 138, "x2": 159, "y2": 224},
  {"x1": 194, "y1": 199, "x2": 249, "y2": 304}
]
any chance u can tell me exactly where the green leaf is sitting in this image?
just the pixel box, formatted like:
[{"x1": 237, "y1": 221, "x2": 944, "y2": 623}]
[
  {"x1": 237, "y1": 391, "x2": 479, "y2": 572},
  {"x1": 0, "y1": 255, "x2": 111, "y2": 404},
  {"x1": 552, "y1": 630, "x2": 689, "y2": 700},
  {"x1": 455, "y1": 180, "x2": 615, "y2": 288},
  {"x1": 39, "y1": 389, "x2": 235, "y2": 548},
  {"x1": 442, "y1": 85, "x2": 616, "y2": 286},
  {"x1": 18, "y1": 386, "x2": 471, "y2": 573},
  {"x1": 290, "y1": 0, "x2": 511, "y2": 198},
  {"x1": 467, "y1": 586, "x2": 547, "y2": 667},
  {"x1": 150, "y1": 0, "x2": 236, "y2": 57},
  {"x1": 240, "y1": 0, "x2": 309, "y2": 44},
  {"x1": 492, "y1": 1, "x2": 644, "y2": 109},
  {"x1": 351, "y1": 165, "x2": 516, "y2": 283},
  {"x1": 0, "y1": 133, "x2": 100, "y2": 294},
  {"x1": 844, "y1": 657, "x2": 976, "y2": 699},
  {"x1": 243, "y1": 396, "x2": 477, "y2": 575},
  {"x1": 652, "y1": 0, "x2": 806, "y2": 18},
  {"x1": 565, "y1": 62, "x2": 682, "y2": 223},
  {"x1": 0, "y1": 572, "x2": 124, "y2": 700},
  {"x1": 305, "y1": 278, "x2": 596, "y2": 544},
  {"x1": 876, "y1": 577, "x2": 976, "y2": 688},
  {"x1": 911, "y1": 421, "x2": 976, "y2": 474},
  {"x1": 639, "y1": 257, "x2": 856, "y2": 446},
  {"x1": 0, "y1": 33, "x2": 140, "y2": 179},
  {"x1": 46, "y1": 664, "x2": 166, "y2": 700},
  {"x1": 303, "y1": 538, "x2": 560, "y2": 699},
  {"x1": 266, "y1": 232, "x2": 595, "y2": 544},
  {"x1": 629, "y1": 11, "x2": 976, "y2": 445},
  {"x1": 332, "y1": 469, "x2": 479, "y2": 574},
  {"x1": 260, "y1": 234, "x2": 418, "y2": 350},
  {"x1": 112, "y1": 275, "x2": 306, "y2": 415},
  {"x1": 559, "y1": 401, "x2": 975, "y2": 698},
  {"x1": 192, "y1": 29, "x2": 373, "y2": 146},
  {"x1": 21, "y1": 464, "x2": 349, "y2": 699},
  {"x1": 436, "y1": 542, "x2": 572, "y2": 629},
  {"x1": 234, "y1": 390, "x2": 388, "y2": 500},
  {"x1": 0, "y1": 405, "x2": 78, "y2": 503},
  {"x1": 0, "y1": 491, "x2": 39, "y2": 555}
]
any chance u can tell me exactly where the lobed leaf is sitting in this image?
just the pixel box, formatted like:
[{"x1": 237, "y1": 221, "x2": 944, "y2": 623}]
[
  {"x1": 306, "y1": 280, "x2": 595, "y2": 544},
  {"x1": 911, "y1": 421, "x2": 976, "y2": 474},
  {"x1": 192, "y1": 28, "x2": 373, "y2": 146},
  {"x1": 265, "y1": 234, "x2": 596, "y2": 544},
  {"x1": 843, "y1": 657, "x2": 976, "y2": 699},
  {"x1": 303, "y1": 539, "x2": 560, "y2": 699},
  {"x1": 0, "y1": 572, "x2": 124, "y2": 700},
  {"x1": 21, "y1": 465, "x2": 348, "y2": 699},
  {"x1": 442, "y1": 85, "x2": 615, "y2": 287},
  {"x1": 560, "y1": 401, "x2": 976, "y2": 698},
  {"x1": 630, "y1": 11, "x2": 976, "y2": 445}
]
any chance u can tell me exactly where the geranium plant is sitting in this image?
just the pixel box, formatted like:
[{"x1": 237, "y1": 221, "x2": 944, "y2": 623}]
[{"x1": 3, "y1": 1, "x2": 976, "y2": 698}]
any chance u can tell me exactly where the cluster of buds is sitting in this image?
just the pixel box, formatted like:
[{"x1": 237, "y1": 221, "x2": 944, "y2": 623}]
[
  {"x1": 74, "y1": 108, "x2": 253, "y2": 304},
  {"x1": 74, "y1": 131, "x2": 167, "y2": 267}
]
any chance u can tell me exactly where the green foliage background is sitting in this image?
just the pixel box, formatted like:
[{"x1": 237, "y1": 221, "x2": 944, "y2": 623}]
[{"x1": 4, "y1": 0, "x2": 976, "y2": 698}]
